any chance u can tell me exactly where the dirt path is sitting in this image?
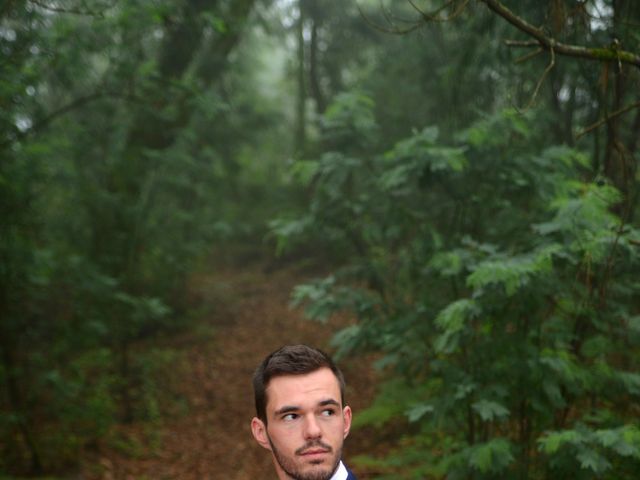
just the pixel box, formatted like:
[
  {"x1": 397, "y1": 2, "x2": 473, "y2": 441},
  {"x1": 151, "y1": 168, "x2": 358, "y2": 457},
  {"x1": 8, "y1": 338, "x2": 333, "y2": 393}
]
[{"x1": 83, "y1": 261, "x2": 380, "y2": 479}]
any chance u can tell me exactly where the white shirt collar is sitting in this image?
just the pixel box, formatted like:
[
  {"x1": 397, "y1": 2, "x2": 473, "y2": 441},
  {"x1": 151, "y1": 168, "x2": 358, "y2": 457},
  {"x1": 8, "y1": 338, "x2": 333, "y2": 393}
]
[{"x1": 330, "y1": 461, "x2": 348, "y2": 480}]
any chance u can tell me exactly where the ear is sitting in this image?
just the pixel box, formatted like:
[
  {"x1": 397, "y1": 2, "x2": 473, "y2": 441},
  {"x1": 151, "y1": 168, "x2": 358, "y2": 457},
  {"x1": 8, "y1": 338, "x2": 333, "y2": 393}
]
[
  {"x1": 251, "y1": 417, "x2": 272, "y2": 451},
  {"x1": 342, "y1": 405, "x2": 352, "y2": 439}
]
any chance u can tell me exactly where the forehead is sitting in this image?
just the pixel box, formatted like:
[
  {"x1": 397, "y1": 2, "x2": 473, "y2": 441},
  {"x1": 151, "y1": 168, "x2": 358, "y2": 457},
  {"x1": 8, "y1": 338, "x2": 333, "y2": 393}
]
[{"x1": 266, "y1": 367, "x2": 341, "y2": 411}]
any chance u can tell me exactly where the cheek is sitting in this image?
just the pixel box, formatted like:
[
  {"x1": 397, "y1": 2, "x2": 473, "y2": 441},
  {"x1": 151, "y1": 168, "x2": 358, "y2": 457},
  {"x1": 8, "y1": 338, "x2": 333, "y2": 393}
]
[
  {"x1": 268, "y1": 425, "x2": 298, "y2": 450},
  {"x1": 323, "y1": 418, "x2": 344, "y2": 438}
]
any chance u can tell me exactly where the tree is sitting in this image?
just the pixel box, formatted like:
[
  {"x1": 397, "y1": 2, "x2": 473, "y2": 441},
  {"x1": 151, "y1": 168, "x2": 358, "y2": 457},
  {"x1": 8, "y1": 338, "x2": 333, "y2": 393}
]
[
  {"x1": 273, "y1": 2, "x2": 640, "y2": 477},
  {"x1": 0, "y1": 0, "x2": 267, "y2": 473},
  {"x1": 368, "y1": 0, "x2": 640, "y2": 207}
]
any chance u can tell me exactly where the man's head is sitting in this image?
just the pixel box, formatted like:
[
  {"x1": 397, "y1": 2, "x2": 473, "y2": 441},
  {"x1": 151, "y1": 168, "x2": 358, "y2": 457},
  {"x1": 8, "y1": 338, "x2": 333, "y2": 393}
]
[
  {"x1": 253, "y1": 344, "x2": 346, "y2": 424},
  {"x1": 251, "y1": 345, "x2": 352, "y2": 480}
]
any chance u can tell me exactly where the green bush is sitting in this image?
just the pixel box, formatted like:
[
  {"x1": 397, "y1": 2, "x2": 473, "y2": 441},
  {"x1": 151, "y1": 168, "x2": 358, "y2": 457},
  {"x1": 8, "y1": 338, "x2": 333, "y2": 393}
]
[{"x1": 274, "y1": 96, "x2": 640, "y2": 478}]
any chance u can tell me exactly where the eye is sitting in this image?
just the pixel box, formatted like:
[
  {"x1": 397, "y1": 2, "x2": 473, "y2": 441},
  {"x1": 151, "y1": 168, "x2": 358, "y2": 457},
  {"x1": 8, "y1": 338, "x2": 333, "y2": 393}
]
[
  {"x1": 321, "y1": 408, "x2": 336, "y2": 417},
  {"x1": 282, "y1": 413, "x2": 298, "y2": 421}
]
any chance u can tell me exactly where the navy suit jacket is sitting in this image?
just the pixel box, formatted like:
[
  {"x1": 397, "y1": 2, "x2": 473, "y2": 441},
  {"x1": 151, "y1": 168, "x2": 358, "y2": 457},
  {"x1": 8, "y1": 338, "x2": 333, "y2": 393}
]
[{"x1": 345, "y1": 465, "x2": 357, "y2": 480}]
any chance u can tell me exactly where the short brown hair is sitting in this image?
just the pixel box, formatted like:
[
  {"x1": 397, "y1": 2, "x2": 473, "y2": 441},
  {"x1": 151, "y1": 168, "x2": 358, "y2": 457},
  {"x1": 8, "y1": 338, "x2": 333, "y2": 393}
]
[{"x1": 253, "y1": 344, "x2": 346, "y2": 423}]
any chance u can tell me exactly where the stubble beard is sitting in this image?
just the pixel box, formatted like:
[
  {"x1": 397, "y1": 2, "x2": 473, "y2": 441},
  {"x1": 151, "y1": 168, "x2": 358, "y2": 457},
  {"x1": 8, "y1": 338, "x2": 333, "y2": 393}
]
[{"x1": 267, "y1": 434, "x2": 342, "y2": 480}]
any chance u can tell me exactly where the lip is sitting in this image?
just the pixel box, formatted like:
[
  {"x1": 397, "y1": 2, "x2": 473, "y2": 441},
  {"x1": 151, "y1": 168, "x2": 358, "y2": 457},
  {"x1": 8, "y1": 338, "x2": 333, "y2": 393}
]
[{"x1": 300, "y1": 449, "x2": 329, "y2": 456}]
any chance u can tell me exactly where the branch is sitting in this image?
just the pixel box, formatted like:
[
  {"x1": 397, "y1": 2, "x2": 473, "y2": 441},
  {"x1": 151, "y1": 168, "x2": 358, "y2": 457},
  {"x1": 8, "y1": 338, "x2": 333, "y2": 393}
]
[
  {"x1": 27, "y1": 0, "x2": 116, "y2": 17},
  {"x1": 1, "y1": 0, "x2": 18, "y2": 18},
  {"x1": 357, "y1": 0, "x2": 469, "y2": 35},
  {"x1": 575, "y1": 100, "x2": 640, "y2": 139},
  {"x1": 480, "y1": 0, "x2": 640, "y2": 69},
  {"x1": 517, "y1": 47, "x2": 555, "y2": 112},
  {"x1": 504, "y1": 39, "x2": 538, "y2": 48},
  {"x1": 514, "y1": 47, "x2": 543, "y2": 64},
  {"x1": 357, "y1": 2, "x2": 424, "y2": 35},
  {"x1": 0, "y1": 91, "x2": 141, "y2": 149},
  {"x1": 408, "y1": 0, "x2": 469, "y2": 23}
]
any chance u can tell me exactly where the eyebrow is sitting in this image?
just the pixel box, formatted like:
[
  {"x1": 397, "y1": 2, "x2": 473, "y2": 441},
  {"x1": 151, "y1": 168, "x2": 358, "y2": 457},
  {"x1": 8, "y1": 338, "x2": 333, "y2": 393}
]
[
  {"x1": 274, "y1": 405, "x2": 299, "y2": 417},
  {"x1": 273, "y1": 399, "x2": 341, "y2": 417}
]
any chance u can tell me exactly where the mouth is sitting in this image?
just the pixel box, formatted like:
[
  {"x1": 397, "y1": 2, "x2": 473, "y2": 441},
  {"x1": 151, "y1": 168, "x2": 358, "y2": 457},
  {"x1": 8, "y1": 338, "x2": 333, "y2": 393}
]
[
  {"x1": 296, "y1": 440, "x2": 333, "y2": 460},
  {"x1": 299, "y1": 448, "x2": 330, "y2": 458}
]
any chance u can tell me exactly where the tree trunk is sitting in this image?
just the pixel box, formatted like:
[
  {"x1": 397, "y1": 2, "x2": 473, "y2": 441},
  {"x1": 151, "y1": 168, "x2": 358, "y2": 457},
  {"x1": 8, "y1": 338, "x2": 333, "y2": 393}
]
[
  {"x1": 604, "y1": 0, "x2": 636, "y2": 208},
  {"x1": 309, "y1": 20, "x2": 326, "y2": 115},
  {"x1": 295, "y1": 1, "x2": 307, "y2": 154},
  {"x1": 0, "y1": 339, "x2": 43, "y2": 474},
  {"x1": 118, "y1": 341, "x2": 134, "y2": 424}
]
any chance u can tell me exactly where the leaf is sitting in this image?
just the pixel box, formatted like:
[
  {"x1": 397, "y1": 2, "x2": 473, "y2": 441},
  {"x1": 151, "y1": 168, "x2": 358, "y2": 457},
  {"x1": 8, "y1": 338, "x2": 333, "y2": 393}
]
[
  {"x1": 406, "y1": 403, "x2": 434, "y2": 423},
  {"x1": 539, "y1": 350, "x2": 588, "y2": 389},
  {"x1": 389, "y1": 127, "x2": 439, "y2": 161},
  {"x1": 580, "y1": 335, "x2": 611, "y2": 358},
  {"x1": 461, "y1": 108, "x2": 532, "y2": 148},
  {"x1": 538, "y1": 145, "x2": 590, "y2": 169},
  {"x1": 472, "y1": 400, "x2": 510, "y2": 422},
  {"x1": 200, "y1": 12, "x2": 227, "y2": 33},
  {"x1": 383, "y1": 128, "x2": 467, "y2": 190},
  {"x1": 617, "y1": 371, "x2": 640, "y2": 395},
  {"x1": 468, "y1": 438, "x2": 514, "y2": 473},
  {"x1": 542, "y1": 379, "x2": 566, "y2": 408},
  {"x1": 466, "y1": 245, "x2": 560, "y2": 296},
  {"x1": 629, "y1": 315, "x2": 640, "y2": 333},
  {"x1": 322, "y1": 92, "x2": 377, "y2": 144},
  {"x1": 433, "y1": 299, "x2": 479, "y2": 353},
  {"x1": 435, "y1": 299, "x2": 477, "y2": 332},
  {"x1": 268, "y1": 216, "x2": 312, "y2": 254},
  {"x1": 290, "y1": 160, "x2": 320, "y2": 185},
  {"x1": 454, "y1": 382, "x2": 476, "y2": 400},
  {"x1": 576, "y1": 448, "x2": 611, "y2": 473},
  {"x1": 353, "y1": 379, "x2": 429, "y2": 429},
  {"x1": 429, "y1": 250, "x2": 465, "y2": 276},
  {"x1": 290, "y1": 277, "x2": 337, "y2": 322},
  {"x1": 534, "y1": 181, "x2": 622, "y2": 261},
  {"x1": 538, "y1": 430, "x2": 581, "y2": 454},
  {"x1": 426, "y1": 146, "x2": 468, "y2": 172},
  {"x1": 593, "y1": 427, "x2": 640, "y2": 458},
  {"x1": 378, "y1": 163, "x2": 414, "y2": 191},
  {"x1": 330, "y1": 325, "x2": 362, "y2": 360}
]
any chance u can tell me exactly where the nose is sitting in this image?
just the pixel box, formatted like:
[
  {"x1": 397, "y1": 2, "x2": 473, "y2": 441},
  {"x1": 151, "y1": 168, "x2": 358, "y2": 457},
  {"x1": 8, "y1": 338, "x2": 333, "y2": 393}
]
[{"x1": 303, "y1": 414, "x2": 322, "y2": 439}]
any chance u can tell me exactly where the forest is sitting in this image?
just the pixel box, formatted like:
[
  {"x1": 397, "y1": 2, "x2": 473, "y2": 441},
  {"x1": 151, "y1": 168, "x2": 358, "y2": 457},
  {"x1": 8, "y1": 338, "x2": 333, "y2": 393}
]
[{"x1": 1, "y1": 0, "x2": 639, "y2": 478}]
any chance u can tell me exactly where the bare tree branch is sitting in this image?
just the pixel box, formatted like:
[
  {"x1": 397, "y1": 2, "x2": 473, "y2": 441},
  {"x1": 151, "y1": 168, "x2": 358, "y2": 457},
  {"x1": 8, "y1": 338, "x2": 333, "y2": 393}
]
[
  {"x1": 514, "y1": 47, "x2": 543, "y2": 64},
  {"x1": 1, "y1": 91, "x2": 142, "y2": 150},
  {"x1": 391, "y1": 0, "x2": 640, "y2": 68},
  {"x1": 27, "y1": 0, "x2": 116, "y2": 17},
  {"x1": 517, "y1": 47, "x2": 556, "y2": 112},
  {"x1": 406, "y1": 0, "x2": 469, "y2": 22},
  {"x1": 357, "y1": 3, "x2": 424, "y2": 35},
  {"x1": 357, "y1": 0, "x2": 469, "y2": 35},
  {"x1": 576, "y1": 100, "x2": 640, "y2": 139},
  {"x1": 505, "y1": 39, "x2": 539, "y2": 48},
  {"x1": 480, "y1": 0, "x2": 640, "y2": 69}
]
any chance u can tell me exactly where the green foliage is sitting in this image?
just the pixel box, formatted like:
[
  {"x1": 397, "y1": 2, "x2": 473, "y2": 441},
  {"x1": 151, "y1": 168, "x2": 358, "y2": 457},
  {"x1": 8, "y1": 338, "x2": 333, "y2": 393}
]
[
  {"x1": 433, "y1": 299, "x2": 479, "y2": 354},
  {"x1": 467, "y1": 438, "x2": 515, "y2": 474},
  {"x1": 352, "y1": 378, "x2": 431, "y2": 429},
  {"x1": 321, "y1": 92, "x2": 378, "y2": 150},
  {"x1": 466, "y1": 244, "x2": 561, "y2": 296},
  {"x1": 275, "y1": 93, "x2": 640, "y2": 478},
  {"x1": 2, "y1": 0, "x2": 639, "y2": 476},
  {"x1": 0, "y1": 0, "x2": 277, "y2": 474},
  {"x1": 471, "y1": 400, "x2": 510, "y2": 423},
  {"x1": 539, "y1": 425, "x2": 640, "y2": 476}
]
